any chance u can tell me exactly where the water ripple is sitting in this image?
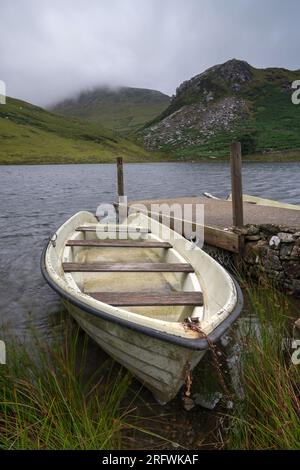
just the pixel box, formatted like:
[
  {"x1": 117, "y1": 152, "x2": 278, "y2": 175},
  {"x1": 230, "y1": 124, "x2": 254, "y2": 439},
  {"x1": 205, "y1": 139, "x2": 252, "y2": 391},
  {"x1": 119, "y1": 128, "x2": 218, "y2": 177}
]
[{"x1": 0, "y1": 162, "x2": 299, "y2": 336}]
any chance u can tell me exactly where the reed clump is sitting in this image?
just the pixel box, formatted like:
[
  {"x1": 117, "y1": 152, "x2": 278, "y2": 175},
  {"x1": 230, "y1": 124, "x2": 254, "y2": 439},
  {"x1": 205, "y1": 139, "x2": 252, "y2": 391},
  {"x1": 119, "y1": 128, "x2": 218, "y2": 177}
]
[
  {"x1": 0, "y1": 320, "x2": 132, "y2": 450},
  {"x1": 228, "y1": 282, "x2": 300, "y2": 450}
]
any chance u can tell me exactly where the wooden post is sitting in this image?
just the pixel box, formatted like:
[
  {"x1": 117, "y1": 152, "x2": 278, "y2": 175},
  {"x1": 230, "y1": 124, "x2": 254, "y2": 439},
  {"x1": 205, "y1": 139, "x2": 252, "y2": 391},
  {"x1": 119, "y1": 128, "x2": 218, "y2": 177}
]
[
  {"x1": 116, "y1": 157, "x2": 124, "y2": 200},
  {"x1": 230, "y1": 142, "x2": 244, "y2": 228},
  {"x1": 116, "y1": 157, "x2": 124, "y2": 223}
]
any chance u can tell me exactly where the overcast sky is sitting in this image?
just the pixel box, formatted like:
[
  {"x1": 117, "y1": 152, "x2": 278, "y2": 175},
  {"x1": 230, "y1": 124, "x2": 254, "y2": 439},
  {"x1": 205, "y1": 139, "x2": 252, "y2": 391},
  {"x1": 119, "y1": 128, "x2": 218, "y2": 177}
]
[{"x1": 1, "y1": 0, "x2": 299, "y2": 106}]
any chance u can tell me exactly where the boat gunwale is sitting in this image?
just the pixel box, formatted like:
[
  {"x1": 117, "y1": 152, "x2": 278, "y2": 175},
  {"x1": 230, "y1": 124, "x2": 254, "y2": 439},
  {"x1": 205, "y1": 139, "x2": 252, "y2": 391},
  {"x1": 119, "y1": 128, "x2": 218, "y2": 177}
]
[{"x1": 41, "y1": 244, "x2": 243, "y2": 351}]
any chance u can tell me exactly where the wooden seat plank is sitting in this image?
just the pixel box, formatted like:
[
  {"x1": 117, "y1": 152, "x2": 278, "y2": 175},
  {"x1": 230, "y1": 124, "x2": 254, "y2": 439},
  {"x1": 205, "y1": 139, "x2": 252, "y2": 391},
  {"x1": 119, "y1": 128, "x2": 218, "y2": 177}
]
[
  {"x1": 76, "y1": 226, "x2": 151, "y2": 233},
  {"x1": 87, "y1": 291, "x2": 203, "y2": 306},
  {"x1": 63, "y1": 262, "x2": 194, "y2": 273},
  {"x1": 66, "y1": 240, "x2": 172, "y2": 248}
]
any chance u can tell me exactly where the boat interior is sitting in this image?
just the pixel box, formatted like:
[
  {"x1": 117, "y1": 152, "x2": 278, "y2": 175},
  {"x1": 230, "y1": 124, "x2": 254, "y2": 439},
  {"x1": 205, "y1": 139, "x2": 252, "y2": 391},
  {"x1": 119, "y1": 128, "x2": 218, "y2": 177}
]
[{"x1": 62, "y1": 223, "x2": 204, "y2": 323}]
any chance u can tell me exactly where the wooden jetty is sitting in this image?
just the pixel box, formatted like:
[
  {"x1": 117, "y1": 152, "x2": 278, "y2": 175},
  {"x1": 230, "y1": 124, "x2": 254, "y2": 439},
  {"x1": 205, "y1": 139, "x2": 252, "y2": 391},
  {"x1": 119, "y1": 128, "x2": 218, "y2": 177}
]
[
  {"x1": 127, "y1": 195, "x2": 300, "y2": 253},
  {"x1": 115, "y1": 144, "x2": 300, "y2": 254}
]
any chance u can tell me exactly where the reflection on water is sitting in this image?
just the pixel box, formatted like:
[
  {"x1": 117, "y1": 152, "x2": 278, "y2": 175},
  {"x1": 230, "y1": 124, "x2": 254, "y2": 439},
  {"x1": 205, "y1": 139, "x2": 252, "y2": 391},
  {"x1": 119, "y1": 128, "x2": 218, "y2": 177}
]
[{"x1": 0, "y1": 162, "x2": 299, "y2": 337}]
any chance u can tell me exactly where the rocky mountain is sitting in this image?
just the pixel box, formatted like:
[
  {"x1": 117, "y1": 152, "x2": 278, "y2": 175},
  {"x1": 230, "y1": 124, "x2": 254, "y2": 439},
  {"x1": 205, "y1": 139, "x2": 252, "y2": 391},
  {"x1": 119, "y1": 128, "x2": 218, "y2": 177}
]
[
  {"x1": 0, "y1": 96, "x2": 157, "y2": 164},
  {"x1": 51, "y1": 86, "x2": 170, "y2": 134},
  {"x1": 143, "y1": 59, "x2": 300, "y2": 159}
]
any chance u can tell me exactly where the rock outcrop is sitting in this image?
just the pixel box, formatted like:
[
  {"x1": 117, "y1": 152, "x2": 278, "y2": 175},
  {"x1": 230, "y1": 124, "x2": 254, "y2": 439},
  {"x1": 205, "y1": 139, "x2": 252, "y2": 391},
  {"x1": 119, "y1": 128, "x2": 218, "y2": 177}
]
[
  {"x1": 143, "y1": 59, "x2": 300, "y2": 156},
  {"x1": 144, "y1": 96, "x2": 248, "y2": 150},
  {"x1": 144, "y1": 59, "x2": 253, "y2": 150}
]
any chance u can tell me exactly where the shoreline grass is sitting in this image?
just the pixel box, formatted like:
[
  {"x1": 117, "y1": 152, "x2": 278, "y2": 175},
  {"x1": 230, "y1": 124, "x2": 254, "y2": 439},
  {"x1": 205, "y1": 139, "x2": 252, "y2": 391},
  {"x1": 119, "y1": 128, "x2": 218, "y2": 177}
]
[
  {"x1": 227, "y1": 283, "x2": 300, "y2": 450},
  {"x1": 1, "y1": 284, "x2": 299, "y2": 450},
  {"x1": 1, "y1": 148, "x2": 300, "y2": 165},
  {"x1": 0, "y1": 319, "x2": 133, "y2": 450}
]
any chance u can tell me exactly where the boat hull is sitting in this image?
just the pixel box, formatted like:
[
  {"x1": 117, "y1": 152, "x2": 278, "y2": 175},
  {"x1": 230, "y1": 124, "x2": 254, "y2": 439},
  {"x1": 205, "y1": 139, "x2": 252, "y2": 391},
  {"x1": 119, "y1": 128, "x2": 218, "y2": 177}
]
[
  {"x1": 41, "y1": 210, "x2": 243, "y2": 404},
  {"x1": 65, "y1": 301, "x2": 205, "y2": 404}
]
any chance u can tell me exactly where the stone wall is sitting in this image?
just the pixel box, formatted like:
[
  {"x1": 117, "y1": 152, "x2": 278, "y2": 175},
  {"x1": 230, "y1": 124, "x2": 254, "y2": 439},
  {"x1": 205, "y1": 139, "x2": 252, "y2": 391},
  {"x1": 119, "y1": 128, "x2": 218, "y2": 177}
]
[{"x1": 243, "y1": 224, "x2": 300, "y2": 297}]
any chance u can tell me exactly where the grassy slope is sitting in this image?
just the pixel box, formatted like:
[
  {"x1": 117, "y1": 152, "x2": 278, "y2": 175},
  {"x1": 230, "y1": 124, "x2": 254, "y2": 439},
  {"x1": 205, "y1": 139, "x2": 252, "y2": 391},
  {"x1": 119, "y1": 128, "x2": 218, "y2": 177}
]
[
  {"x1": 2, "y1": 66, "x2": 300, "y2": 164},
  {"x1": 51, "y1": 87, "x2": 170, "y2": 134},
  {"x1": 0, "y1": 97, "x2": 160, "y2": 164},
  {"x1": 145, "y1": 65, "x2": 300, "y2": 160}
]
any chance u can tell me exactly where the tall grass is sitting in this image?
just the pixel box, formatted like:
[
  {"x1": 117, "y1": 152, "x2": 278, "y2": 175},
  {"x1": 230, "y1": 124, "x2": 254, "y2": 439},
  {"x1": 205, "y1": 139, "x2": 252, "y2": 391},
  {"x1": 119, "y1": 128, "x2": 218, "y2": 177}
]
[
  {"x1": 228, "y1": 283, "x2": 300, "y2": 450},
  {"x1": 0, "y1": 319, "x2": 133, "y2": 450}
]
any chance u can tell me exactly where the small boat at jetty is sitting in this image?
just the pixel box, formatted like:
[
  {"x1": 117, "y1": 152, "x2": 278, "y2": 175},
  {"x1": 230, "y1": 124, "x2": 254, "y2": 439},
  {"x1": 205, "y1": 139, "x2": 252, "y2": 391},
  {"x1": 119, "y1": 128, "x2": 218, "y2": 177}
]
[
  {"x1": 41, "y1": 210, "x2": 243, "y2": 404},
  {"x1": 204, "y1": 192, "x2": 300, "y2": 210},
  {"x1": 227, "y1": 194, "x2": 300, "y2": 210}
]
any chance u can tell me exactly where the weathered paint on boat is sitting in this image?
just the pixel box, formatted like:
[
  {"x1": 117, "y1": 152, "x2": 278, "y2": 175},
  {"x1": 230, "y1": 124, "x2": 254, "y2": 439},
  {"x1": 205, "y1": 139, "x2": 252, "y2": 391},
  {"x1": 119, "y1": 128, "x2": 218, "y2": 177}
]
[
  {"x1": 67, "y1": 303, "x2": 204, "y2": 403},
  {"x1": 41, "y1": 211, "x2": 243, "y2": 403}
]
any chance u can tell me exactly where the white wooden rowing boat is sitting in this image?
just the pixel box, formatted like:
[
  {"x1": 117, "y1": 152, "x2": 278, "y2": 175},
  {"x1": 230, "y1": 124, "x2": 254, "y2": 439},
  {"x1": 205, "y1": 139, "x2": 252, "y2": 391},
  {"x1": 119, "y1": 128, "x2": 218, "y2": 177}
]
[
  {"x1": 227, "y1": 193, "x2": 300, "y2": 210},
  {"x1": 204, "y1": 192, "x2": 300, "y2": 210},
  {"x1": 41, "y1": 211, "x2": 243, "y2": 404}
]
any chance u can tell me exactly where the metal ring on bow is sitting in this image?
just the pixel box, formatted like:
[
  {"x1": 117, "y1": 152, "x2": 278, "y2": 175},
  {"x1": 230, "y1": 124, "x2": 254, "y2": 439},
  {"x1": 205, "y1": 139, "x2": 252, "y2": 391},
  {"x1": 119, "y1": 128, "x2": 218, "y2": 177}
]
[
  {"x1": 188, "y1": 235, "x2": 199, "y2": 248},
  {"x1": 49, "y1": 233, "x2": 57, "y2": 247}
]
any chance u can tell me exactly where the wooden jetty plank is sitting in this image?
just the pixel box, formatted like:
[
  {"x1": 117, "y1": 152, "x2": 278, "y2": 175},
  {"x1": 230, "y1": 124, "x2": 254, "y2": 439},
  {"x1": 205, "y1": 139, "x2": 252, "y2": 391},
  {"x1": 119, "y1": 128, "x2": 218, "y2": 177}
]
[
  {"x1": 63, "y1": 262, "x2": 194, "y2": 273},
  {"x1": 203, "y1": 224, "x2": 240, "y2": 253},
  {"x1": 163, "y1": 214, "x2": 240, "y2": 253},
  {"x1": 126, "y1": 196, "x2": 300, "y2": 237},
  {"x1": 125, "y1": 203, "x2": 241, "y2": 253},
  {"x1": 87, "y1": 291, "x2": 203, "y2": 306},
  {"x1": 66, "y1": 240, "x2": 172, "y2": 248}
]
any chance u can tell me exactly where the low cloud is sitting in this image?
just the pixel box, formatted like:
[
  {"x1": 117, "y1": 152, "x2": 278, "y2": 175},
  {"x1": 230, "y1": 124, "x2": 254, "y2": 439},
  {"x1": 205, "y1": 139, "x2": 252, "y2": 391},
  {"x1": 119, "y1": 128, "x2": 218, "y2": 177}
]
[{"x1": 0, "y1": 0, "x2": 299, "y2": 106}]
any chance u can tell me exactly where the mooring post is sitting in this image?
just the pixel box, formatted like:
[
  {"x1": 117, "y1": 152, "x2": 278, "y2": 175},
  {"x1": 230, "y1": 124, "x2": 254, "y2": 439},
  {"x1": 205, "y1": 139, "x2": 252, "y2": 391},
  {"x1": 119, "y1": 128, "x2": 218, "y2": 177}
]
[
  {"x1": 116, "y1": 157, "x2": 124, "y2": 223},
  {"x1": 230, "y1": 142, "x2": 244, "y2": 229},
  {"x1": 117, "y1": 157, "x2": 124, "y2": 200}
]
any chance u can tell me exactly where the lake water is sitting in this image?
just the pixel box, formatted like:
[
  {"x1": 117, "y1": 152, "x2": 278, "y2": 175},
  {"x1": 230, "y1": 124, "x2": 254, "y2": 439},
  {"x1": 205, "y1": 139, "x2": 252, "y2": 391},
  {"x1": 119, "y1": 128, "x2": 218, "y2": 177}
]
[{"x1": 1, "y1": 161, "x2": 300, "y2": 337}]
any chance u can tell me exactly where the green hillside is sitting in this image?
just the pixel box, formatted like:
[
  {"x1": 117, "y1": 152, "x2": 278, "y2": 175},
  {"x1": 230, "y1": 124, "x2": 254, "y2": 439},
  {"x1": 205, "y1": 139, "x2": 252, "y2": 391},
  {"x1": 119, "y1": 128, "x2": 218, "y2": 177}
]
[
  {"x1": 0, "y1": 97, "x2": 159, "y2": 164},
  {"x1": 2, "y1": 62, "x2": 300, "y2": 165},
  {"x1": 51, "y1": 87, "x2": 170, "y2": 134},
  {"x1": 143, "y1": 60, "x2": 300, "y2": 160}
]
